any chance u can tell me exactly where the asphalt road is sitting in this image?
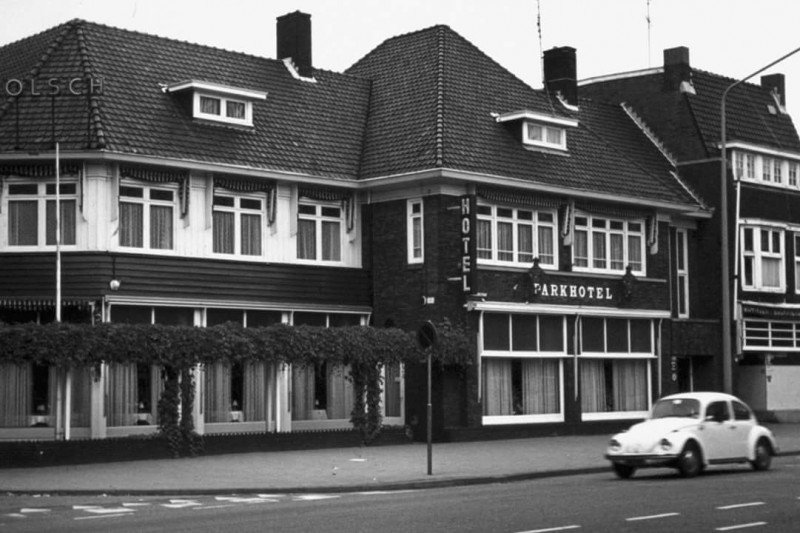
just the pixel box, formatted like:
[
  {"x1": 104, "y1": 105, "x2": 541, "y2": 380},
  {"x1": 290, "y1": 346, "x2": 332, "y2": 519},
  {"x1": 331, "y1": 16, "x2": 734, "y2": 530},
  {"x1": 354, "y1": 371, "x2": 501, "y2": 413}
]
[{"x1": 2, "y1": 456, "x2": 799, "y2": 532}]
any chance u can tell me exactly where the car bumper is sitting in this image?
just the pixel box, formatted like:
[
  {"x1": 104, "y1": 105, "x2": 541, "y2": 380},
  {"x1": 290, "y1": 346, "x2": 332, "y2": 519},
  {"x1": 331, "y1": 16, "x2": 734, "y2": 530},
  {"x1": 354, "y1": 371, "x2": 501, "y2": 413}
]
[{"x1": 605, "y1": 452, "x2": 680, "y2": 467}]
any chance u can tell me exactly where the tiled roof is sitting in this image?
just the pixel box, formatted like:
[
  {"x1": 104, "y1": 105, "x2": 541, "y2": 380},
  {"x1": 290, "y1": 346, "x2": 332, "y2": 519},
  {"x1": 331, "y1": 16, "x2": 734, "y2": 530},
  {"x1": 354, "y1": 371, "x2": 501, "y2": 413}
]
[
  {"x1": 347, "y1": 25, "x2": 701, "y2": 208},
  {"x1": 0, "y1": 20, "x2": 372, "y2": 181}
]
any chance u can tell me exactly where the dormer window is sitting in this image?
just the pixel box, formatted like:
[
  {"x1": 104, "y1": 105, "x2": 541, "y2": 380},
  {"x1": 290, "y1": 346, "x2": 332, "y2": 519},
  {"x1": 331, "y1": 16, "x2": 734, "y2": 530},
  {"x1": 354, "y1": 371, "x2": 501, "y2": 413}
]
[
  {"x1": 495, "y1": 110, "x2": 577, "y2": 152},
  {"x1": 165, "y1": 80, "x2": 267, "y2": 127}
]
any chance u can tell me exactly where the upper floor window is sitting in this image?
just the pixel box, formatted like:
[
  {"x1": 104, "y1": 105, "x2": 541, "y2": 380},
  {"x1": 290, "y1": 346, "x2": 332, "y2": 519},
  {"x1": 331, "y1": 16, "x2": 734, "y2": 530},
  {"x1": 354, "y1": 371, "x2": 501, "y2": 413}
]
[
  {"x1": 523, "y1": 122, "x2": 566, "y2": 150},
  {"x1": 297, "y1": 201, "x2": 342, "y2": 262},
  {"x1": 733, "y1": 148, "x2": 800, "y2": 191},
  {"x1": 119, "y1": 183, "x2": 174, "y2": 250},
  {"x1": 213, "y1": 194, "x2": 263, "y2": 256},
  {"x1": 407, "y1": 199, "x2": 424, "y2": 264},
  {"x1": 196, "y1": 94, "x2": 252, "y2": 126},
  {"x1": 742, "y1": 226, "x2": 784, "y2": 292},
  {"x1": 676, "y1": 228, "x2": 689, "y2": 318},
  {"x1": 7, "y1": 181, "x2": 76, "y2": 247},
  {"x1": 794, "y1": 234, "x2": 800, "y2": 294},
  {"x1": 573, "y1": 215, "x2": 644, "y2": 275},
  {"x1": 476, "y1": 204, "x2": 557, "y2": 268}
]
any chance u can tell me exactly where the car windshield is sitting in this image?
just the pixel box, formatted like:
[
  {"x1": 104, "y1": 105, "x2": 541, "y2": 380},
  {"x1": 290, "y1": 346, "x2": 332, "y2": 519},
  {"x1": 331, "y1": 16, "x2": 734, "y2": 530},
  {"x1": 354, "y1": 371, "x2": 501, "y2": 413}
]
[{"x1": 650, "y1": 398, "x2": 701, "y2": 419}]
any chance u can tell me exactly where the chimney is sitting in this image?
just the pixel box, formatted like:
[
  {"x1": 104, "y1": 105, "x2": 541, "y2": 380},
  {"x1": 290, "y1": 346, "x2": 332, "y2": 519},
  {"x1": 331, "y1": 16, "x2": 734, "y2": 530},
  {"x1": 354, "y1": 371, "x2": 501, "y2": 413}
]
[
  {"x1": 277, "y1": 11, "x2": 312, "y2": 77},
  {"x1": 761, "y1": 73, "x2": 786, "y2": 106},
  {"x1": 543, "y1": 46, "x2": 577, "y2": 106},
  {"x1": 663, "y1": 46, "x2": 691, "y2": 91}
]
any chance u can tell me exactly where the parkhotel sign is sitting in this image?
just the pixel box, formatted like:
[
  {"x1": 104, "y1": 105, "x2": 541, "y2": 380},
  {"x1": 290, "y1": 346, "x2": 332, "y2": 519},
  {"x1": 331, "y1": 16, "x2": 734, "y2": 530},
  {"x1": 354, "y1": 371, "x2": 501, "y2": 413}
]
[{"x1": 3, "y1": 76, "x2": 104, "y2": 96}]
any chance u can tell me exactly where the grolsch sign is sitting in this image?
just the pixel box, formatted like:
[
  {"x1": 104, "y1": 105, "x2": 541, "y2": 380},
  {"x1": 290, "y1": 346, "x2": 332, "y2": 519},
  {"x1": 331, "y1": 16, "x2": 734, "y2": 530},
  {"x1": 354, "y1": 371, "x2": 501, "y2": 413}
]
[{"x1": 2, "y1": 76, "x2": 104, "y2": 97}]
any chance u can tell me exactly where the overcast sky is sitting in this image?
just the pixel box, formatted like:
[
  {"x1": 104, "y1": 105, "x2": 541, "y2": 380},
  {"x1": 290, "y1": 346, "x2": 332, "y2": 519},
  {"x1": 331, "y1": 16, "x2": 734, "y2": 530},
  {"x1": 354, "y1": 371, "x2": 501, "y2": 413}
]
[{"x1": 3, "y1": 0, "x2": 800, "y2": 125}]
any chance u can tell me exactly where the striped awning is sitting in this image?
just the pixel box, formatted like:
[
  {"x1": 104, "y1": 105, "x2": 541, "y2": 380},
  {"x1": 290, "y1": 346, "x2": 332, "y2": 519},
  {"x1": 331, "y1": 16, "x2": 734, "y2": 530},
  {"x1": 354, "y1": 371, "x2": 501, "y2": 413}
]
[{"x1": 0, "y1": 298, "x2": 97, "y2": 311}]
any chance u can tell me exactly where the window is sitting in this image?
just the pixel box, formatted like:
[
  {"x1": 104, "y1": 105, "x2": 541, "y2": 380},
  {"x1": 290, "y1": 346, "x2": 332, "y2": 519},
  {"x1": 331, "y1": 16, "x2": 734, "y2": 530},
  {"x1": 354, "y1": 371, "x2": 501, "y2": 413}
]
[
  {"x1": 213, "y1": 194, "x2": 263, "y2": 256},
  {"x1": 795, "y1": 234, "x2": 800, "y2": 294},
  {"x1": 523, "y1": 121, "x2": 566, "y2": 150},
  {"x1": 790, "y1": 164, "x2": 798, "y2": 187},
  {"x1": 407, "y1": 199, "x2": 424, "y2": 263},
  {"x1": 6, "y1": 182, "x2": 76, "y2": 247},
  {"x1": 735, "y1": 150, "x2": 800, "y2": 191},
  {"x1": 745, "y1": 153, "x2": 755, "y2": 179},
  {"x1": 195, "y1": 93, "x2": 253, "y2": 126},
  {"x1": 573, "y1": 215, "x2": 644, "y2": 275},
  {"x1": 481, "y1": 313, "x2": 565, "y2": 424},
  {"x1": 297, "y1": 201, "x2": 342, "y2": 262},
  {"x1": 774, "y1": 159, "x2": 783, "y2": 184},
  {"x1": 119, "y1": 184, "x2": 174, "y2": 250},
  {"x1": 476, "y1": 204, "x2": 557, "y2": 267},
  {"x1": 762, "y1": 157, "x2": 773, "y2": 182},
  {"x1": 676, "y1": 229, "x2": 689, "y2": 318},
  {"x1": 741, "y1": 226, "x2": 784, "y2": 291}
]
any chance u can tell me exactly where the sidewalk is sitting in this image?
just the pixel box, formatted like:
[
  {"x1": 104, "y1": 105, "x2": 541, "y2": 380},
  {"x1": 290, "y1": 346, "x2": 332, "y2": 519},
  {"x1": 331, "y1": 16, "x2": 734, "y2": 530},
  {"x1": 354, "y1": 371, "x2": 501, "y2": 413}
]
[{"x1": 1, "y1": 424, "x2": 798, "y2": 496}]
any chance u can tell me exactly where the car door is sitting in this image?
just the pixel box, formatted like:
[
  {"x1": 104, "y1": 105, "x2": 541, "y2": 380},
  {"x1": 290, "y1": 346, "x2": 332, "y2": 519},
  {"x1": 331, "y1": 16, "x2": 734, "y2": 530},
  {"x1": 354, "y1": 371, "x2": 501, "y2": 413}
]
[
  {"x1": 729, "y1": 400, "x2": 755, "y2": 458},
  {"x1": 701, "y1": 400, "x2": 736, "y2": 460}
]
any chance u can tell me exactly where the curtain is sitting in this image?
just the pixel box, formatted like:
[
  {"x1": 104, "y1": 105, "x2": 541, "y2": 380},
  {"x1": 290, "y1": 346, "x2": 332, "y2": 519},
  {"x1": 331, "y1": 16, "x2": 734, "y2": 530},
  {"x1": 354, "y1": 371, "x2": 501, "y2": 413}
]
[
  {"x1": 291, "y1": 365, "x2": 315, "y2": 420},
  {"x1": 628, "y1": 234, "x2": 642, "y2": 271},
  {"x1": 482, "y1": 358, "x2": 512, "y2": 416},
  {"x1": 150, "y1": 205, "x2": 173, "y2": 249},
  {"x1": 574, "y1": 229, "x2": 588, "y2": 267},
  {"x1": 70, "y1": 367, "x2": 92, "y2": 427},
  {"x1": 241, "y1": 213, "x2": 262, "y2": 256},
  {"x1": 762, "y1": 257, "x2": 782, "y2": 288},
  {"x1": 8, "y1": 200, "x2": 37, "y2": 245},
  {"x1": 204, "y1": 362, "x2": 231, "y2": 423},
  {"x1": 321, "y1": 220, "x2": 341, "y2": 261},
  {"x1": 384, "y1": 363, "x2": 402, "y2": 417},
  {"x1": 497, "y1": 221, "x2": 513, "y2": 261},
  {"x1": 592, "y1": 232, "x2": 606, "y2": 268},
  {"x1": 610, "y1": 233, "x2": 624, "y2": 270},
  {"x1": 297, "y1": 219, "x2": 316, "y2": 259},
  {"x1": 538, "y1": 225, "x2": 554, "y2": 265},
  {"x1": 518, "y1": 224, "x2": 533, "y2": 262},
  {"x1": 244, "y1": 361, "x2": 266, "y2": 422},
  {"x1": 326, "y1": 365, "x2": 354, "y2": 420},
  {"x1": 119, "y1": 202, "x2": 143, "y2": 247},
  {"x1": 46, "y1": 199, "x2": 77, "y2": 245},
  {"x1": 0, "y1": 363, "x2": 31, "y2": 427},
  {"x1": 477, "y1": 219, "x2": 492, "y2": 259},
  {"x1": 213, "y1": 211, "x2": 235, "y2": 253},
  {"x1": 612, "y1": 360, "x2": 648, "y2": 411},
  {"x1": 521, "y1": 359, "x2": 559, "y2": 414},
  {"x1": 580, "y1": 359, "x2": 606, "y2": 413},
  {"x1": 107, "y1": 363, "x2": 136, "y2": 426}
]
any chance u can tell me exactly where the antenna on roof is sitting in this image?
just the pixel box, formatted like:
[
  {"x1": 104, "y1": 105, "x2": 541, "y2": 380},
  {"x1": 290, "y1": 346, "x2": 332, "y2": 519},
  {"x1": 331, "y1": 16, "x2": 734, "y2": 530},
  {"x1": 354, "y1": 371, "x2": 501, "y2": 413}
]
[
  {"x1": 646, "y1": 0, "x2": 652, "y2": 67},
  {"x1": 537, "y1": 0, "x2": 545, "y2": 85}
]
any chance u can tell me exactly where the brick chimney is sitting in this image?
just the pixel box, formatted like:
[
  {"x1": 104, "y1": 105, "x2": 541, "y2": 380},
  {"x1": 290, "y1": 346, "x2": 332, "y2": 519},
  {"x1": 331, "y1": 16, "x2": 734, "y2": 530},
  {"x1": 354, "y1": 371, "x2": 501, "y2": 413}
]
[
  {"x1": 761, "y1": 73, "x2": 786, "y2": 106},
  {"x1": 277, "y1": 11, "x2": 312, "y2": 77},
  {"x1": 543, "y1": 46, "x2": 577, "y2": 106},
  {"x1": 663, "y1": 46, "x2": 691, "y2": 91}
]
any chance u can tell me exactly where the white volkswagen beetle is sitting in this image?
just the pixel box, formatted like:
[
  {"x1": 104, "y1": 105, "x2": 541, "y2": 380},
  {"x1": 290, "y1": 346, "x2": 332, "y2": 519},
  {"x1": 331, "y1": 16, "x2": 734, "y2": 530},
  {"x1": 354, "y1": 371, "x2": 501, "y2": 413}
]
[{"x1": 605, "y1": 392, "x2": 778, "y2": 479}]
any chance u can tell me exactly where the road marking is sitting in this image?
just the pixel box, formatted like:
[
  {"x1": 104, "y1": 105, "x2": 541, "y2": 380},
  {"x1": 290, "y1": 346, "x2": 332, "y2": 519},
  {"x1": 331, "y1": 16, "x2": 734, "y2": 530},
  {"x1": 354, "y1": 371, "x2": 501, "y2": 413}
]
[
  {"x1": 626, "y1": 512, "x2": 680, "y2": 521},
  {"x1": 162, "y1": 499, "x2": 203, "y2": 509},
  {"x1": 715, "y1": 522, "x2": 767, "y2": 531},
  {"x1": 121, "y1": 502, "x2": 151, "y2": 507},
  {"x1": 194, "y1": 504, "x2": 239, "y2": 510},
  {"x1": 74, "y1": 513, "x2": 130, "y2": 521},
  {"x1": 293, "y1": 494, "x2": 341, "y2": 501},
  {"x1": 74, "y1": 506, "x2": 135, "y2": 515},
  {"x1": 6, "y1": 514, "x2": 27, "y2": 519},
  {"x1": 20, "y1": 508, "x2": 51, "y2": 514},
  {"x1": 215, "y1": 496, "x2": 276, "y2": 504},
  {"x1": 717, "y1": 502, "x2": 765, "y2": 510},
  {"x1": 516, "y1": 526, "x2": 581, "y2": 533}
]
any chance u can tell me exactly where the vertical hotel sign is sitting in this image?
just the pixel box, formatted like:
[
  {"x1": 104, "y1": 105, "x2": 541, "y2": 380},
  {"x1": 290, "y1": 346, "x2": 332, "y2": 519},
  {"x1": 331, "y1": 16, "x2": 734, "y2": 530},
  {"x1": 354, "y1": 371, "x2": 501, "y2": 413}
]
[{"x1": 460, "y1": 195, "x2": 476, "y2": 293}]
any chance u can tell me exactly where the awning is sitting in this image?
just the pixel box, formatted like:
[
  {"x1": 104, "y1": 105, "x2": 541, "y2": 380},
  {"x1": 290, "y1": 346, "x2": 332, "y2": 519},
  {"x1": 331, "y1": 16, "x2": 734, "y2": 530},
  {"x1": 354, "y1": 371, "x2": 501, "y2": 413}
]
[
  {"x1": 740, "y1": 301, "x2": 800, "y2": 321},
  {"x1": 0, "y1": 298, "x2": 98, "y2": 311}
]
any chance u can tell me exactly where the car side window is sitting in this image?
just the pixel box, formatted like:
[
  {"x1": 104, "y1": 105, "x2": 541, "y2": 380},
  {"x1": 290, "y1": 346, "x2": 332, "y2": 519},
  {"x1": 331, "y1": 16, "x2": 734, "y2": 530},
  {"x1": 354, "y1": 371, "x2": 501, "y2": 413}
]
[
  {"x1": 705, "y1": 401, "x2": 730, "y2": 422},
  {"x1": 733, "y1": 401, "x2": 751, "y2": 421}
]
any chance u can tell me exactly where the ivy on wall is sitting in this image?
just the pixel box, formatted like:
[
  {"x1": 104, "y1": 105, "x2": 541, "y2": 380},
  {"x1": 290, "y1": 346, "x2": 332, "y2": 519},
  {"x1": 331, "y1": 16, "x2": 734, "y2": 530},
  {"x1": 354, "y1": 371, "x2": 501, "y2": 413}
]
[{"x1": 0, "y1": 320, "x2": 473, "y2": 453}]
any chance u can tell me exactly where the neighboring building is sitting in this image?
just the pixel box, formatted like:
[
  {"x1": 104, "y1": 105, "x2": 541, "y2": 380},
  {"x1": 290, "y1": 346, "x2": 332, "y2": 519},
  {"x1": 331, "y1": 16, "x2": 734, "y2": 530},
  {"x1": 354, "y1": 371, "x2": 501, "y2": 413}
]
[
  {"x1": 582, "y1": 47, "x2": 800, "y2": 422},
  {"x1": 0, "y1": 13, "x2": 709, "y2": 442}
]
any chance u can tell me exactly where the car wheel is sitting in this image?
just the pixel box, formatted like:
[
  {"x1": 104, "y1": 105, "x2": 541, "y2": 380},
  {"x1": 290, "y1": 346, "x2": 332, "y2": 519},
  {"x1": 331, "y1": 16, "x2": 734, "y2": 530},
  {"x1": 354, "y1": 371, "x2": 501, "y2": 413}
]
[
  {"x1": 677, "y1": 442, "x2": 702, "y2": 478},
  {"x1": 750, "y1": 439, "x2": 772, "y2": 471},
  {"x1": 612, "y1": 463, "x2": 636, "y2": 479}
]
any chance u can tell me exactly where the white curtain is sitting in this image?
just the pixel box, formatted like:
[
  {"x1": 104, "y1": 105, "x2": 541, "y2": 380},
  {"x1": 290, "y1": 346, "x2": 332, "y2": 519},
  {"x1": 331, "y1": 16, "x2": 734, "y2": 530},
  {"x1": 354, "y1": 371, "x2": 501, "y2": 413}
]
[
  {"x1": 497, "y1": 221, "x2": 513, "y2": 261},
  {"x1": 0, "y1": 363, "x2": 31, "y2": 427},
  {"x1": 518, "y1": 223, "x2": 533, "y2": 262},
  {"x1": 213, "y1": 211, "x2": 235, "y2": 253},
  {"x1": 612, "y1": 359, "x2": 648, "y2": 411},
  {"x1": 482, "y1": 358, "x2": 512, "y2": 416},
  {"x1": 521, "y1": 359, "x2": 559, "y2": 414},
  {"x1": 204, "y1": 362, "x2": 232, "y2": 423},
  {"x1": 574, "y1": 229, "x2": 588, "y2": 267},
  {"x1": 107, "y1": 363, "x2": 136, "y2": 426},
  {"x1": 592, "y1": 232, "x2": 606, "y2": 268},
  {"x1": 291, "y1": 365, "x2": 315, "y2": 420},
  {"x1": 325, "y1": 364, "x2": 354, "y2": 420},
  {"x1": 477, "y1": 219, "x2": 492, "y2": 259},
  {"x1": 762, "y1": 257, "x2": 782, "y2": 288},
  {"x1": 243, "y1": 361, "x2": 266, "y2": 422},
  {"x1": 297, "y1": 219, "x2": 316, "y2": 259},
  {"x1": 610, "y1": 233, "x2": 624, "y2": 270},
  {"x1": 538, "y1": 225, "x2": 554, "y2": 265},
  {"x1": 119, "y1": 202, "x2": 143, "y2": 247},
  {"x1": 580, "y1": 359, "x2": 606, "y2": 413},
  {"x1": 150, "y1": 205, "x2": 173, "y2": 249},
  {"x1": 321, "y1": 220, "x2": 341, "y2": 261},
  {"x1": 628, "y1": 234, "x2": 642, "y2": 270},
  {"x1": 241, "y1": 213, "x2": 262, "y2": 256}
]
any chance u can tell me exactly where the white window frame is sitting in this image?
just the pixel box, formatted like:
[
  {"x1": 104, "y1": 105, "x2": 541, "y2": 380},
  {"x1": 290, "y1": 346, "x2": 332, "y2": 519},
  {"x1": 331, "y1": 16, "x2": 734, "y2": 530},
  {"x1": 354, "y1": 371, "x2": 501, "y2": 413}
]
[
  {"x1": 194, "y1": 92, "x2": 253, "y2": 126},
  {"x1": 522, "y1": 121, "x2": 566, "y2": 150},
  {"x1": 296, "y1": 200, "x2": 344, "y2": 264},
  {"x1": 407, "y1": 199, "x2": 424, "y2": 264},
  {"x1": 4, "y1": 179, "x2": 78, "y2": 249},
  {"x1": 676, "y1": 228, "x2": 690, "y2": 318},
  {"x1": 118, "y1": 181, "x2": 177, "y2": 251},
  {"x1": 572, "y1": 214, "x2": 645, "y2": 276},
  {"x1": 741, "y1": 225, "x2": 785, "y2": 293},
  {"x1": 795, "y1": 233, "x2": 800, "y2": 294},
  {"x1": 476, "y1": 203, "x2": 558, "y2": 269},
  {"x1": 212, "y1": 192, "x2": 265, "y2": 257}
]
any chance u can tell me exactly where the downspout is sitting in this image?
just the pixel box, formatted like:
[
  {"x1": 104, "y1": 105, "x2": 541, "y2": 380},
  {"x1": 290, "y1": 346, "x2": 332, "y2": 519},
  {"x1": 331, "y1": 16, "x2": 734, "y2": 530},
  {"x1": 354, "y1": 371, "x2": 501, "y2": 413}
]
[
  {"x1": 573, "y1": 314, "x2": 580, "y2": 402},
  {"x1": 657, "y1": 318, "x2": 663, "y2": 399},
  {"x1": 732, "y1": 175, "x2": 743, "y2": 346}
]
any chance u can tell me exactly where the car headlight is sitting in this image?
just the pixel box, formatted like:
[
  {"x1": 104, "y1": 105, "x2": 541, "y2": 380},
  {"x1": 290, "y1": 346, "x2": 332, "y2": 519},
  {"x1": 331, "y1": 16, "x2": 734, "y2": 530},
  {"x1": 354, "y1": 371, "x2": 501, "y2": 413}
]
[
  {"x1": 609, "y1": 438, "x2": 622, "y2": 452},
  {"x1": 659, "y1": 438, "x2": 673, "y2": 451}
]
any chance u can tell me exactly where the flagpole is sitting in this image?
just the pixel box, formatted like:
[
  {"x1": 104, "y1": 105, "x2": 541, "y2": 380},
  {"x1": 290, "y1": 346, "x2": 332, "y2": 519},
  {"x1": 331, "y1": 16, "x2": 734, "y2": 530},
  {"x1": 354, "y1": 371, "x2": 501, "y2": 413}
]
[{"x1": 56, "y1": 141, "x2": 61, "y2": 323}]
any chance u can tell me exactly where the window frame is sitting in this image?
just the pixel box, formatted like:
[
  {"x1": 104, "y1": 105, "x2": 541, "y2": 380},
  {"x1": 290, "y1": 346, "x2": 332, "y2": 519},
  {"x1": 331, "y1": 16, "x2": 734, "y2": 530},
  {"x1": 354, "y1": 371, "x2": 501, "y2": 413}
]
[
  {"x1": 296, "y1": 199, "x2": 344, "y2": 264},
  {"x1": 476, "y1": 203, "x2": 558, "y2": 269},
  {"x1": 676, "y1": 228, "x2": 690, "y2": 318},
  {"x1": 572, "y1": 213, "x2": 646, "y2": 276},
  {"x1": 741, "y1": 225, "x2": 785, "y2": 293},
  {"x1": 407, "y1": 198, "x2": 424, "y2": 264},
  {"x1": 194, "y1": 92, "x2": 253, "y2": 126},
  {"x1": 522, "y1": 121, "x2": 567, "y2": 151},
  {"x1": 118, "y1": 180, "x2": 177, "y2": 252},
  {"x1": 5, "y1": 179, "x2": 78, "y2": 249},
  {"x1": 212, "y1": 191, "x2": 265, "y2": 257}
]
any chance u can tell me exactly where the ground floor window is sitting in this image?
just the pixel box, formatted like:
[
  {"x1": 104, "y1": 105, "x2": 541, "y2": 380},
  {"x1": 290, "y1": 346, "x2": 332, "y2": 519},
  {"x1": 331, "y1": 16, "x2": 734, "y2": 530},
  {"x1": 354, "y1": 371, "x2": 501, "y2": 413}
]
[
  {"x1": 291, "y1": 362, "x2": 354, "y2": 421},
  {"x1": 204, "y1": 361, "x2": 271, "y2": 423},
  {"x1": 482, "y1": 357, "x2": 561, "y2": 420},
  {"x1": 106, "y1": 363, "x2": 163, "y2": 427},
  {"x1": 579, "y1": 358, "x2": 649, "y2": 416},
  {"x1": 383, "y1": 363, "x2": 403, "y2": 418}
]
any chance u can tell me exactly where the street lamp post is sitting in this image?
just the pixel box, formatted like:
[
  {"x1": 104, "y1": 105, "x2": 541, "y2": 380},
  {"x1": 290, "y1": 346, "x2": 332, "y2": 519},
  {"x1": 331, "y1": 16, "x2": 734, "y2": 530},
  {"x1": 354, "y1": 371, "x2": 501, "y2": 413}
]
[{"x1": 719, "y1": 46, "x2": 800, "y2": 394}]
